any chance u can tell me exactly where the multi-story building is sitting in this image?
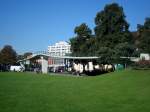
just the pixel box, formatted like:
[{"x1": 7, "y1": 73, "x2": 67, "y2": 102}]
[
  {"x1": 47, "y1": 41, "x2": 71, "y2": 69},
  {"x1": 48, "y1": 41, "x2": 71, "y2": 56}
]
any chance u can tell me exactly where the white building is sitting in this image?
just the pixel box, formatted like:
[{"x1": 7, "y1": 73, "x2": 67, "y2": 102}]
[
  {"x1": 48, "y1": 41, "x2": 71, "y2": 56},
  {"x1": 140, "y1": 53, "x2": 150, "y2": 60}
]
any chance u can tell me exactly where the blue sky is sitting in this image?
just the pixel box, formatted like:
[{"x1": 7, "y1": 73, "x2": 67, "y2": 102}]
[{"x1": 0, "y1": 0, "x2": 150, "y2": 54}]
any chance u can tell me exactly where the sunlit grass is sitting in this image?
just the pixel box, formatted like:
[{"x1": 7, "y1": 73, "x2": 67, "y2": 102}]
[{"x1": 0, "y1": 70, "x2": 150, "y2": 112}]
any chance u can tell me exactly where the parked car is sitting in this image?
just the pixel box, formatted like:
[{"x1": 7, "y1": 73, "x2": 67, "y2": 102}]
[{"x1": 10, "y1": 63, "x2": 25, "y2": 72}]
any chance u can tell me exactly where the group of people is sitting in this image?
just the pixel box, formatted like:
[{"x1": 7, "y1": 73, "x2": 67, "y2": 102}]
[{"x1": 68, "y1": 61, "x2": 114, "y2": 75}]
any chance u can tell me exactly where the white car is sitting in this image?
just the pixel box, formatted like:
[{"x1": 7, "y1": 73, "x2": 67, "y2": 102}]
[{"x1": 10, "y1": 65, "x2": 24, "y2": 72}]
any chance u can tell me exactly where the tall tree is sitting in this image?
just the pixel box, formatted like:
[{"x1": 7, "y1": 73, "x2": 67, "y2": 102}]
[
  {"x1": 137, "y1": 17, "x2": 150, "y2": 54},
  {"x1": 70, "y1": 23, "x2": 92, "y2": 56},
  {"x1": 95, "y1": 3, "x2": 129, "y2": 37},
  {"x1": 94, "y1": 3, "x2": 135, "y2": 63},
  {"x1": 0, "y1": 45, "x2": 17, "y2": 64}
]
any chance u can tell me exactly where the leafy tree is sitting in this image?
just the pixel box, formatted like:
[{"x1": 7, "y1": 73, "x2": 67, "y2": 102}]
[
  {"x1": 115, "y1": 42, "x2": 137, "y2": 57},
  {"x1": 74, "y1": 23, "x2": 92, "y2": 37},
  {"x1": 97, "y1": 47, "x2": 114, "y2": 64},
  {"x1": 69, "y1": 3, "x2": 137, "y2": 66},
  {"x1": 114, "y1": 42, "x2": 138, "y2": 65},
  {"x1": 95, "y1": 3, "x2": 129, "y2": 37},
  {"x1": 137, "y1": 17, "x2": 150, "y2": 54},
  {"x1": 94, "y1": 3, "x2": 135, "y2": 64},
  {"x1": 70, "y1": 23, "x2": 92, "y2": 56},
  {"x1": 70, "y1": 37, "x2": 80, "y2": 56},
  {"x1": 84, "y1": 36, "x2": 97, "y2": 56},
  {"x1": 0, "y1": 45, "x2": 17, "y2": 64},
  {"x1": 17, "y1": 54, "x2": 24, "y2": 60}
]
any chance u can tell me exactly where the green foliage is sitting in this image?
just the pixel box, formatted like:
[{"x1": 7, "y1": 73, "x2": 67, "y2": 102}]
[
  {"x1": 0, "y1": 45, "x2": 17, "y2": 64},
  {"x1": 97, "y1": 47, "x2": 114, "y2": 64},
  {"x1": 74, "y1": 23, "x2": 92, "y2": 37},
  {"x1": 94, "y1": 3, "x2": 135, "y2": 64},
  {"x1": 95, "y1": 3, "x2": 129, "y2": 37},
  {"x1": 114, "y1": 42, "x2": 137, "y2": 57},
  {"x1": 70, "y1": 3, "x2": 139, "y2": 65},
  {"x1": 70, "y1": 23, "x2": 93, "y2": 56},
  {"x1": 137, "y1": 17, "x2": 150, "y2": 54},
  {"x1": 132, "y1": 60, "x2": 150, "y2": 70},
  {"x1": 17, "y1": 54, "x2": 24, "y2": 60},
  {"x1": 84, "y1": 37, "x2": 97, "y2": 56},
  {"x1": 70, "y1": 37, "x2": 80, "y2": 56}
]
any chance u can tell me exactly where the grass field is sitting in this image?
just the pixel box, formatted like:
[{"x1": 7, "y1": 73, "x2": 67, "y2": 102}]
[{"x1": 0, "y1": 70, "x2": 150, "y2": 112}]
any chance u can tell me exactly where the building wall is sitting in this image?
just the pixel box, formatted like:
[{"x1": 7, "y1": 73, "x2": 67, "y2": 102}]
[
  {"x1": 48, "y1": 41, "x2": 71, "y2": 57},
  {"x1": 140, "y1": 53, "x2": 150, "y2": 60},
  {"x1": 48, "y1": 57, "x2": 65, "y2": 67},
  {"x1": 48, "y1": 41, "x2": 71, "y2": 67}
]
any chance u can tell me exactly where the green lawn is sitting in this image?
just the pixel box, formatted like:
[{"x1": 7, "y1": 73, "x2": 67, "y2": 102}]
[{"x1": 0, "y1": 70, "x2": 150, "y2": 112}]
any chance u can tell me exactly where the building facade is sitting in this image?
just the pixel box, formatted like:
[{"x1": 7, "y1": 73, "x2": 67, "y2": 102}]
[
  {"x1": 48, "y1": 41, "x2": 71, "y2": 56},
  {"x1": 47, "y1": 41, "x2": 71, "y2": 69}
]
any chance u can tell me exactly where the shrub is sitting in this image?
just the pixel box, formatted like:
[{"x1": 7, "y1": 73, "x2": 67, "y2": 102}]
[{"x1": 132, "y1": 60, "x2": 150, "y2": 70}]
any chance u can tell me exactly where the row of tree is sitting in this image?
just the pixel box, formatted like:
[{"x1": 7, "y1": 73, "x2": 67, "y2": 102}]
[
  {"x1": 0, "y1": 45, "x2": 32, "y2": 65},
  {"x1": 0, "y1": 45, "x2": 17, "y2": 65},
  {"x1": 70, "y1": 3, "x2": 150, "y2": 64}
]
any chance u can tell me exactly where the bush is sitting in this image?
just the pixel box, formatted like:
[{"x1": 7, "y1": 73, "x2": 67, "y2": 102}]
[{"x1": 132, "y1": 60, "x2": 150, "y2": 70}]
